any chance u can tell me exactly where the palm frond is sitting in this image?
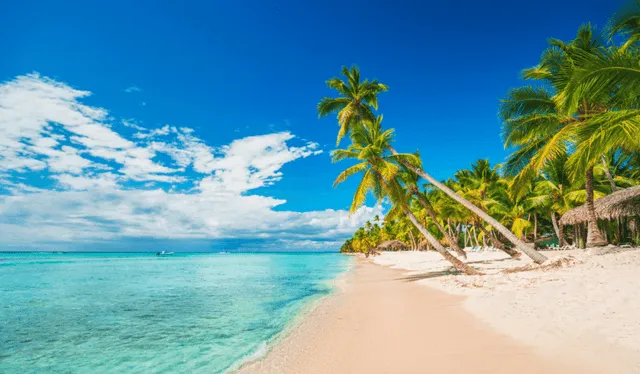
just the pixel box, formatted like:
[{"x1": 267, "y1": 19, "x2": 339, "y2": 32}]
[
  {"x1": 350, "y1": 169, "x2": 376, "y2": 214},
  {"x1": 333, "y1": 162, "x2": 369, "y2": 187},
  {"x1": 317, "y1": 97, "x2": 350, "y2": 118}
]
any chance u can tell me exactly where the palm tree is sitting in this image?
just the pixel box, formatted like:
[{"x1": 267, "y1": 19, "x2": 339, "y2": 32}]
[
  {"x1": 398, "y1": 165, "x2": 467, "y2": 258},
  {"x1": 388, "y1": 146, "x2": 548, "y2": 264},
  {"x1": 525, "y1": 157, "x2": 574, "y2": 246},
  {"x1": 332, "y1": 116, "x2": 481, "y2": 275},
  {"x1": 453, "y1": 164, "x2": 523, "y2": 257},
  {"x1": 500, "y1": 24, "x2": 611, "y2": 248},
  {"x1": 490, "y1": 184, "x2": 533, "y2": 242},
  {"x1": 317, "y1": 66, "x2": 389, "y2": 145},
  {"x1": 319, "y1": 69, "x2": 550, "y2": 263}
]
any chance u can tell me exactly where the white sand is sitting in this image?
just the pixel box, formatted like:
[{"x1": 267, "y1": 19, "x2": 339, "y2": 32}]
[
  {"x1": 238, "y1": 258, "x2": 591, "y2": 374},
  {"x1": 373, "y1": 247, "x2": 640, "y2": 373}
]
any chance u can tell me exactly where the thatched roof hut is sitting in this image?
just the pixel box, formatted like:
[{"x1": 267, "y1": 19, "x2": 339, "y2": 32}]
[
  {"x1": 559, "y1": 186, "x2": 640, "y2": 225},
  {"x1": 376, "y1": 240, "x2": 408, "y2": 251}
]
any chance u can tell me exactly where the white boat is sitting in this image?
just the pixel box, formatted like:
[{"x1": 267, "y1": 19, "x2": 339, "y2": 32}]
[{"x1": 156, "y1": 250, "x2": 174, "y2": 256}]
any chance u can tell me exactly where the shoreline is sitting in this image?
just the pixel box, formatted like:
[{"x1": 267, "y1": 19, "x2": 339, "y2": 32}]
[
  {"x1": 231, "y1": 255, "x2": 355, "y2": 373},
  {"x1": 237, "y1": 255, "x2": 595, "y2": 374}
]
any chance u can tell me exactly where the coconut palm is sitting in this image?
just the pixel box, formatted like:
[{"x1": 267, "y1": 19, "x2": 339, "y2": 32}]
[
  {"x1": 448, "y1": 164, "x2": 522, "y2": 257},
  {"x1": 317, "y1": 66, "x2": 389, "y2": 145},
  {"x1": 397, "y1": 165, "x2": 467, "y2": 258},
  {"x1": 500, "y1": 24, "x2": 611, "y2": 247},
  {"x1": 385, "y1": 139, "x2": 549, "y2": 263},
  {"x1": 332, "y1": 116, "x2": 481, "y2": 274},
  {"x1": 319, "y1": 66, "x2": 550, "y2": 263}
]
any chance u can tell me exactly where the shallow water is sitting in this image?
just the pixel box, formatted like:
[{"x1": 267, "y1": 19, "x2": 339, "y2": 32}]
[{"x1": 0, "y1": 252, "x2": 351, "y2": 373}]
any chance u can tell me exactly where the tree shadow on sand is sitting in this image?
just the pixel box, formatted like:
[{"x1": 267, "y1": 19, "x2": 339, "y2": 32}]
[
  {"x1": 397, "y1": 269, "x2": 462, "y2": 282},
  {"x1": 463, "y1": 257, "x2": 516, "y2": 265}
]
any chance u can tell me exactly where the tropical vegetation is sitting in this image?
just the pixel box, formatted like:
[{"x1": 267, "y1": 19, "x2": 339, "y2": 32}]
[{"x1": 322, "y1": 1, "x2": 640, "y2": 271}]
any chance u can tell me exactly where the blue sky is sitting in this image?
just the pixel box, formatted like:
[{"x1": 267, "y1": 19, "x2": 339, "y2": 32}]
[{"x1": 0, "y1": 0, "x2": 624, "y2": 251}]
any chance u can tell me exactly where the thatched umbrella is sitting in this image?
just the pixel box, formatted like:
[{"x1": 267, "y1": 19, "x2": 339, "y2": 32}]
[
  {"x1": 376, "y1": 240, "x2": 408, "y2": 251},
  {"x1": 559, "y1": 186, "x2": 640, "y2": 225}
]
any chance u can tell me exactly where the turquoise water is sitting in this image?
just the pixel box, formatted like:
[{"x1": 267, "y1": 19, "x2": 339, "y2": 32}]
[{"x1": 0, "y1": 252, "x2": 351, "y2": 373}]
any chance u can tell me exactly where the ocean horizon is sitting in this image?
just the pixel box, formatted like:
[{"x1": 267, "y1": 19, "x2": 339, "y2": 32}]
[{"x1": 0, "y1": 252, "x2": 352, "y2": 373}]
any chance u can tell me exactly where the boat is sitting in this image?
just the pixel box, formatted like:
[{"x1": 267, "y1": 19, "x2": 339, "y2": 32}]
[{"x1": 156, "y1": 250, "x2": 174, "y2": 256}]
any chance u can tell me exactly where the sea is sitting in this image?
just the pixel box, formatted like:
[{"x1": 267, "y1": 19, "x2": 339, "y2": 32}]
[{"x1": 0, "y1": 252, "x2": 352, "y2": 373}]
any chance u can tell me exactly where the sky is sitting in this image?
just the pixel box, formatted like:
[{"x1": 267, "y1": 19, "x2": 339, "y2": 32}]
[{"x1": 0, "y1": 0, "x2": 625, "y2": 251}]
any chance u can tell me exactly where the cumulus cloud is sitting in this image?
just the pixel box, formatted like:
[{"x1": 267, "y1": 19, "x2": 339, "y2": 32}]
[{"x1": 0, "y1": 73, "x2": 378, "y2": 250}]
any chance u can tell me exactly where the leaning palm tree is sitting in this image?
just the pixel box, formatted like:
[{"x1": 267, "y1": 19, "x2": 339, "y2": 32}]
[
  {"x1": 319, "y1": 69, "x2": 549, "y2": 264},
  {"x1": 332, "y1": 116, "x2": 481, "y2": 274},
  {"x1": 385, "y1": 145, "x2": 548, "y2": 264},
  {"x1": 317, "y1": 65, "x2": 389, "y2": 145},
  {"x1": 398, "y1": 164, "x2": 467, "y2": 258},
  {"x1": 454, "y1": 165, "x2": 523, "y2": 258}
]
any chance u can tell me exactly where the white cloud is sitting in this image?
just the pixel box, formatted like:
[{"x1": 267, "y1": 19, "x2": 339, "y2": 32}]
[
  {"x1": 0, "y1": 73, "x2": 182, "y2": 182},
  {"x1": 53, "y1": 173, "x2": 120, "y2": 190},
  {"x1": 199, "y1": 132, "x2": 321, "y2": 193},
  {"x1": 0, "y1": 189, "x2": 380, "y2": 247},
  {"x1": 122, "y1": 119, "x2": 146, "y2": 131},
  {"x1": 124, "y1": 86, "x2": 141, "y2": 93},
  {"x1": 0, "y1": 73, "x2": 375, "y2": 250}
]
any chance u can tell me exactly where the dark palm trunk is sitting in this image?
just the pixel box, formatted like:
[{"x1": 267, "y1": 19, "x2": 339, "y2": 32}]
[
  {"x1": 476, "y1": 224, "x2": 521, "y2": 258},
  {"x1": 412, "y1": 190, "x2": 467, "y2": 259},
  {"x1": 402, "y1": 207, "x2": 482, "y2": 275},
  {"x1": 585, "y1": 166, "x2": 607, "y2": 247},
  {"x1": 388, "y1": 146, "x2": 548, "y2": 264},
  {"x1": 551, "y1": 212, "x2": 567, "y2": 246}
]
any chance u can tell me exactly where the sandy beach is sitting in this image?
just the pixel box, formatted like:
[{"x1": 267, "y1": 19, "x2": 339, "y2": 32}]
[
  {"x1": 374, "y1": 248, "x2": 640, "y2": 373},
  {"x1": 238, "y1": 255, "x2": 600, "y2": 374}
]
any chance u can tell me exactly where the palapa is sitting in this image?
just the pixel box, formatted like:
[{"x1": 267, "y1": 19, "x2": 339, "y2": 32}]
[{"x1": 559, "y1": 186, "x2": 640, "y2": 225}]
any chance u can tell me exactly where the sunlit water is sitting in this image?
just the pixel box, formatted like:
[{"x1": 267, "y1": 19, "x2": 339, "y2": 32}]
[{"x1": 0, "y1": 252, "x2": 351, "y2": 373}]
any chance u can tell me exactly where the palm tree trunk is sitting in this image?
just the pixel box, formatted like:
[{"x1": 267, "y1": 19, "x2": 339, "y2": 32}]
[
  {"x1": 551, "y1": 212, "x2": 566, "y2": 246},
  {"x1": 476, "y1": 224, "x2": 521, "y2": 258},
  {"x1": 601, "y1": 155, "x2": 617, "y2": 192},
  {"x1": 413, "y1": 192, "x2": 467, "y2": 259},
  {"x1": 463, "y1": 227, "x2": 469, "y2": 247},
  {"x1": 447, "y1": 219, "x2": 460, "y2": 245},
  {"x1": 471, "y1": 226, "x2": 480, "y2": 247},
  {"x1": 585, "y1": 166, "x2": 607, "y2": 247},
  {"x1": 402, "y1": 207, "x2": 482, "y2": 275},
  {"x1": 449, "y1": 219, "x2": 461, "y2": 248},
  {"x1": 389, "y1": 146, "x2": 548, "y2": 264},
  {"x1": 617, "y1": 217, "x2": 623, "y2": 245},
  {"x1": 533, "y1": 213, "x2": 538, "y2": 243},
  {"x1": 408, "y1": 230, "x2": 416, "y2": 251}
]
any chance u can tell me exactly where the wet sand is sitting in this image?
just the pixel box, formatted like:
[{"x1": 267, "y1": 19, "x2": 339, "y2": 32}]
[{"x1": 238, "y1": 257, "x2": 595, "y2": 374}]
